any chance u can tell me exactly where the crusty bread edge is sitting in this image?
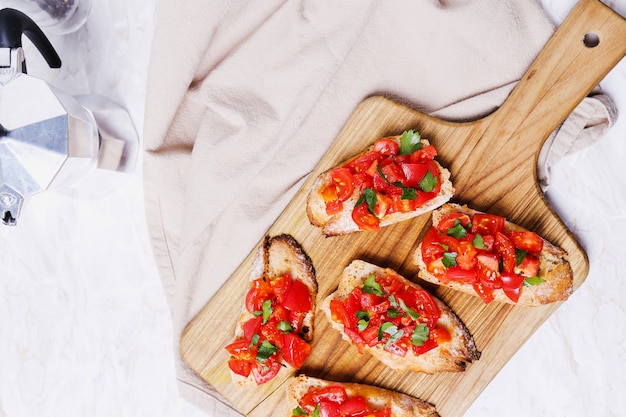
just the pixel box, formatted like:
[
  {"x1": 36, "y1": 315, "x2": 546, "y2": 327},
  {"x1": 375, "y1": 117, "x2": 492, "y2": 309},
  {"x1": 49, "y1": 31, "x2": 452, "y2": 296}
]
[
  {"x1": 413, "y1": 203, "x2": 574, "y2": 306},
  {"x1": 285, "y1": 374, "x2": 440, "y2": 417},
  {"x1": 306, "y1": 136, "x2": 454, "y2": 237},
  {"x1": 230, "y1": 234, "x2": 318, "y2": 388},
  {"x1": 321, "y1": 260, "x2": 480, "y2": 374}
]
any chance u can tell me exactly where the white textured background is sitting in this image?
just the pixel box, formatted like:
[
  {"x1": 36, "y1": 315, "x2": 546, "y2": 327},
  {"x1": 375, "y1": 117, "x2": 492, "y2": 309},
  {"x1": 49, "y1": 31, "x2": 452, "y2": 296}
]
[{"x1": 0, "y1": 1, "x2": 624, "y2": 416}]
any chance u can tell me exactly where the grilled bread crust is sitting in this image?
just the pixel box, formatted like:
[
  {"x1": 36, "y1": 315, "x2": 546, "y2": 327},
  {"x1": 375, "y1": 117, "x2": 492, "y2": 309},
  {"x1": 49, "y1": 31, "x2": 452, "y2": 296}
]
[
  {"x1": 306, "y1": 136, "x2": 454, "y2": 236},
  {"x1": 285, "y1": 374, "x2": 440, "y2": 417},
  {"x1": 321, "y1": 260, "x2": 480, "y2": 374},
  {"x1": 413, "y1": 203, "x2": 574, "y2": 306},
  {"x1": 230, "y1": 234, "x2": 317, "y2": 387}
]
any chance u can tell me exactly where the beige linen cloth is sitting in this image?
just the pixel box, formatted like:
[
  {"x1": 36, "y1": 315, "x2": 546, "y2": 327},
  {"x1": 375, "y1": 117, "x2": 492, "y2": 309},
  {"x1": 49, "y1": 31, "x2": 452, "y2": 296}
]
[{"x1": 142, "y1": 0, "x2": 616, "y2": 415}]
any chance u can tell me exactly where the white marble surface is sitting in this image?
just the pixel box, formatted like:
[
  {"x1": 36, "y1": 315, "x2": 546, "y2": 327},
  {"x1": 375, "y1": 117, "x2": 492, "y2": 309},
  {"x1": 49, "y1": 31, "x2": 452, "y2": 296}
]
[{"x1": 0, "y1": 1, "x2": 624, "y2": 416}]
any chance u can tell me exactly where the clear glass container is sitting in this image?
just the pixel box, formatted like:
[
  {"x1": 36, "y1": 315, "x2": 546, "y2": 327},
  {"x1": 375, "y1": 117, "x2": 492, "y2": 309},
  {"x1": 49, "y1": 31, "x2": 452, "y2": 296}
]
[{"x1": 0, "y1": 0, "x2": 92, "y2": 35}]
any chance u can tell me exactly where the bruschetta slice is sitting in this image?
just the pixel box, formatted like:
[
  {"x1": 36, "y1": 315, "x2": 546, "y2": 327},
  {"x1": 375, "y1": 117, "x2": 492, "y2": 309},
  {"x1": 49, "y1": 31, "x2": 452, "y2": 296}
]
[
  {"x1": 286, "y1": 374, "x2": 439, "y2": 417},
  {"x1": 413, "y1": 203, "x2": 573, "y2": 305},
  {"x1": 307, "y1": 130, "x2": 454, "y2": 236},
  {"x1": 321, "y1": 260, "x2": 479, "y2": 373},
  {"x1": 225, "y1": 234, "x2": 317, "y2": 387}
]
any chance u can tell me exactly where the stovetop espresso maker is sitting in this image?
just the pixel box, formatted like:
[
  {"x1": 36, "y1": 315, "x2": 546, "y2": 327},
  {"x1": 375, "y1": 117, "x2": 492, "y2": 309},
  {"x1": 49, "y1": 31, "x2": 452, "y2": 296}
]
[{"x1": 0, "y1": 8, "x2": 137, "y2": 226}]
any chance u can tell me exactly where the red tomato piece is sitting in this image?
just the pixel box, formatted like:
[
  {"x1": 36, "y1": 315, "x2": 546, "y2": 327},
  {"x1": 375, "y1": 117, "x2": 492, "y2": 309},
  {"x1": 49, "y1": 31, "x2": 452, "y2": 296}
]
[
  {"x1": 329, "y1": 299, "x2": 352, "y2": 328},
  {"x1": 501, "y1": 272, "x2": 526, "y2": 303},
  {"x1": 224, "y1": 339, "x2": 253, "y2": 358},
  {"x1": 282, "y1": 279, "x2": 312, "y2": 313},
  {"x1": 373, "y1": 192, "x2": 392, "y2": 219},
  {"x1": 508, "y1": 231, "x2": 544, "y2": 254},
  {"x1": 431, "y1": 327, "x2": 451, "y2": 345},
  {"x1": 327, "y1": 167, "x2": 355, "y2": 202},
  {"x1": 476, "y1": 253, "x2": 502, "y2": 290},
  {"x1": 473, "y1": 281, "x2": 495, "y2": 304},
  {"x1": 242, "y1": 316, "x2": 262, "y2": 342},
  {"x1": 456, "y1": 240, "x2": 478, "y2": 271},
  {"x1": 245, "y1": 278, "x2": 272, "y2": 313},
  {"x1": 308, "y1": 385, "x2": 349, "y2": 405},
  {"x1": 339, "y1": 396, "x2": 369, "y2": 416},
  {"x1": 352, "y1": 203, "x2": 380, "y2": 232},
  {"x1": 271, "y1": 274, "x2": 292, "y2": 304},
  {"x1": 495, "y1": 232, "x2": 516, "y2": 273},
  {"x1": 400, "y1": 163, "x2": 428, "y2": 188},
  {"x1": 251, "y1": 360, "x2": 281, "y2": 385},
  {"x1": 471, "y1": 213, "x2": 506, "y2": 236},
  {"x1": 516, "y1": 254, "x2": 540, "y2": 277},
  {"x1": 319, "y1": 401, "x2": 341, "y2": 417},
  {"x1": 349, "y1": 151, "x2": 381, "y2": 175},
  {"x1": 381, "y1": 162, "x2": 406, "y2": 185},
  {"x1": 437, "y1": 212, "x2": 471, "y2": 234},
  {"x1": 414, "y1": 289, "x2": 440, "y2": 328},
  {"x1": 412, "y1": 338, "x2": 438, "y2": 355},
  {"x1": 228, "y1": 358, "x2": 252, "y2": 377},
  {"x1": 421, "y1": 228, "x2": 446, "y2": 264},
  {"x1": 409, "y1": 144, "x2": 437, "y2": 163},
  {"x1": 280, "y1": 333, "x2": 311, "y2": 369},
  {"x1": 444, "y1": 266, "x2": 477, "y2": 284},
  {"x1": 373, "y1": 139, "x2": 400, "y2": 156}
]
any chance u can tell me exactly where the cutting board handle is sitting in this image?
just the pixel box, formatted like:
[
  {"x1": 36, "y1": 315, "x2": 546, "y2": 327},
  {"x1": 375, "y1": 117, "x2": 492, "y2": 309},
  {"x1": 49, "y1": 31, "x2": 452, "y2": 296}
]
[{"x1": 489, "y1": 0, "x2": 626, "y2": 148}]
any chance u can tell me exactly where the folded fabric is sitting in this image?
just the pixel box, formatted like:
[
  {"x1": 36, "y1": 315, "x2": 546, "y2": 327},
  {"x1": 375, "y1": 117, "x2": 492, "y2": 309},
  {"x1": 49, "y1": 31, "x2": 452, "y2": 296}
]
[{"x1": 142, "y1": 0, "x2": 616, "y2": 415}]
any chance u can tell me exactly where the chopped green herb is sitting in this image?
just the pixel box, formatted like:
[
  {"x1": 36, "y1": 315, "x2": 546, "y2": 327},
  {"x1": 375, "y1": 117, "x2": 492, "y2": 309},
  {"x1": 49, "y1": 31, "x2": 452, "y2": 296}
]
[
  {"x1": 515, "y1": 249, "x2": 528, "y2": 266},
  {"x1": 399, "y1": 130, "x2": 423, "y2": 155},
  {"x1": 388, "y1": 295, "x2": 399, "y2": 308},
  {"x1": 399, "y1": 298, "x2": 420, "y2": 320},
  {"x1": 472, "y1": 233, "x2": 486, "y2": 249},
  {"x1": 256, "y1": 340, "x2": 278, "y2": 363},
  {"x1": 411, "y1": 324, "x2": 430, "y2": 346},
  {"x1": 249, "y1": 333, "x2": 260, "y2": 349},
  {"x1": 292, "y1": 406, "x2": 307, "y2": 416},
  {"x1": 262, "y1": 299, "x2": 273, "y2": 324},
  {"x1": 277, "y1": 321, "x2": 293, "y2": 333},
  {"x1": 399, "y1": 185, "x2": 418, "y2": 200},
  {"x1": 419, "y1": 170, "x2": 438, "y2": 192},
  {"x1": 355, "y1": 188, "x2": 378, "y2": 215},
  {"x1": 363, "y1": 275, "x2": 385, "y2": 296},
  {"x1": 447, "y1": 221, "x2": 467, "y2": 238},
  {"x1": 386, "y1": 308, "x2": 400, "y2": 318},
  {"x1": 356, "y1": 311, "x2": 370, "y2": 331},
  {"x1": 312, "y1": 404, "x2": 321, "y2": 417},
  {"x1": 523, "y1": 276, "x2": 546, "y2": 287},
  {"x1": 384, "y1": 329, "x2": 405, "y2": 349},
  {"x1": 442, "y1": 251, "x2": 458, "y2": 267},
  {"x1": 378, "y1": 322, "x2": 398, "y2": 341},
  {"x1": 437, "y1": 242, "x2": 450, "y2": 251}
]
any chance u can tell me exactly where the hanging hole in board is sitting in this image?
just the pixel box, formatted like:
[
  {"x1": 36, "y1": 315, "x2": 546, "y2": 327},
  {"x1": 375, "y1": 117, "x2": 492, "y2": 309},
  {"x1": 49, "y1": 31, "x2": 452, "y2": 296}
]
[{"x1": 583, "y1": 32, "x2": 600, "y2": 48}]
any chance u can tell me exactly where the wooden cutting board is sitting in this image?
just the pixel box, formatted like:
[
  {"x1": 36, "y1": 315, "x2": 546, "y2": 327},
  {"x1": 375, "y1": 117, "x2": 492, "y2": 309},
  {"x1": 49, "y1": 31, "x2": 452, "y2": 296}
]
[{"x1": 180, "y1": 1, "x2": 626, "y2": 416}]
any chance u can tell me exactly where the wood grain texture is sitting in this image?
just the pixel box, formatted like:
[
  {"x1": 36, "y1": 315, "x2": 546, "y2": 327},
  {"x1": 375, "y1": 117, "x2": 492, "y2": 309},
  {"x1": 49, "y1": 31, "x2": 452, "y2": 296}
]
[{"x1": 180, "y1": 1, "x2": 626, "y2": 416}]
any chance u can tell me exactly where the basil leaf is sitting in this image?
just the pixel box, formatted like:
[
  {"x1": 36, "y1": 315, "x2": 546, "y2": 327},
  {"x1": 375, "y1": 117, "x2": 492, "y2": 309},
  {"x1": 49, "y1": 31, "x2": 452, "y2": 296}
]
[
  {"x1": 277, "y1": 321, "x2": 293, "y2": 333},
  {"x1": 356, "y1": 311, "x2": 370, "y2": 331},
  {"x1": 400, "y1": 186, "x2": 417, "y2": 201},
  {"x1": 419, "y1": 170, "x2": 438, "y2": 192},
  {"x1": 357, "y1": 319, "x2": 369, "y2": 331},
  {"x1": 442, "y1": 251, "x2": 458, "y2": 267},
  {"x1": 256, "y1": 340, "x2": 278, "y2": 363},
  {"x1": 355, "y1": 188, "x2": 378, "y2": 215},
  {"x1": 388, "y1": 295, "x2": 399, "y2": 308},
  {"x1": 292, "y1": 406, "x2": 307, "y2": 416},
  {"x1": 384, "y1": 329, "x2": 405, "y2": 349},
  {"x1": 378, "y1": 322, "x2": 397, "y2": 341},
  {"x1": 312, "y1": 404, "x2": 321, "y2": 417},
  {"x1": 386, "y1": 308, "x2": 400, "y2": 318},
  {"x1": 398, "y1": 298, "x2": 420, "y2": 320},
  {"x1": 447, "y1": 221, "x2": 467, "y2": 238},
  {"x1": 411, "y1": 324, "x2": 430, "y2": 346},
  {"x1": 250, "y1": 333, "x2": 260, "y2": 346},
  {"x1": 523, "y1": 276, "x2": 546, "y2": 287},
  {"x1": 472, "y1": 233, "x2": 486, "y2": 249},
  {"x1": 363, "y1": 275, "x2": 385, "y2": 296},
  {"x1": 516, "y1": 249, "x2": 528, "y2": 266},
  {"x1": 399, "y1": 130, "x2": 423, "y2": 155},
  {"x1": 262, "y1": 299, "x2": 273, "y2": 324}
]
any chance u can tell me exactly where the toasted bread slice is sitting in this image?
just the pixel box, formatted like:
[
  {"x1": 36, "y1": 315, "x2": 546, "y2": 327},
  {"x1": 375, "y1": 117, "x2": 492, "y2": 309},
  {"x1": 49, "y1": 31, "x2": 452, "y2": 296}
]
[
  {"x1": 413, "y1": 203, "x2": 573, "y2": 306},
  {"x1": 286, "y1": 374, "x2": 439, "y2": 417},
  {"x1": 227, "y1": 235, "x2": 317, "y2": 387},
  {"x1": 307, "y1": 133, "x2": 454, "y2": 236},
  {"x1": 321, "y1": 260, "x2": 479, "y2": 373}
]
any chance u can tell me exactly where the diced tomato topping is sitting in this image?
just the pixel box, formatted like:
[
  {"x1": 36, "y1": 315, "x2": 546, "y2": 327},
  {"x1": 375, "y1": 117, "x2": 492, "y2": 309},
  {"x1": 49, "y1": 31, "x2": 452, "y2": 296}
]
[
  {"x1": 508, "y1": 231, "x2": 544, "y2": 254},
  {"x1": 437, "y1": 212, "x2": 471, "y2": 233},
  {"x1": 282, "y1": 280, "x2": 312, "y2": 313},
  {"x1": 351, "y1": 203, "x2": 380, "y2": 231},
  {"x1": 373, "y1": 138, "x2": 400, "y2": 156},
  {"x1": 228, "y1": 359, "x2": 252, "y2": 377},
  {"x1": 471, "y1": 213, "x2": 506, "y2": 236},
  {"x1": 242, "y1": 316, "x2": 262, "y2": 342},
  {"x1": 431, "y1": 327, "x2": 452, "y2": 345},
  {"x1": 401, "y1": 163, "x2": 429, "y2": 188},
  {"x1": 245, "y1": 278, "x2": 272, "y2": 313},
  {"x1": 280, "y1": 332, "x2": 311, "y2": 369},
  {"x1": 501, "y1": 272, "x2": 526, "y2": 303},
  {"x1": 298, "y1": 386, "x2": 391, "y2": 417},
  {"x1": 251, "y1": 360, "x2": 281, "y2": 385},
  {"x1": 516, "y1": 254, "x2": 540, "y2": 277},
  {"x1": 495, "y1": 232, "x2": 516, "y2": 273}
]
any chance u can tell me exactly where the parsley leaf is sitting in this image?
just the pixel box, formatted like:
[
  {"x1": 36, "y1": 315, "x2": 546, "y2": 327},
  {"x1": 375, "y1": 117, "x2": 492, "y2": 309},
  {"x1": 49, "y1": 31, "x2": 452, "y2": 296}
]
[
  {"x1": 384, "y1": 329, "x2": 405, "y2": 349},
  {"x1": 419, "y1": 170, "x2": 438, "y2": 192},
  {"x1": 292, "y1": 406, "x2": 307, "y2": 416},
  {"x1": 515, "y1": 249, "x2": 527, "y2": 266},
  {"x1": 399, "y1": 130, "x2": 423, "y2": 155},
  {"x1": 442, "y1": 251, "x2": 458, "y2": 267},
  {"x1": 363, "y1": 275, "x2": 385, "y2": 296},
  {"x1": 355, "y1": 188, "x2": 378, "y2": 215},
  {"x1": 411, "y1": 324, "x2": 430, "y2": 346},
  {"x1": 472, "y1": 233, "x2": 486, "y2": 249},
  {"x1": 312, "y1": 404, "x2": 321, "y2": 417},
  {"x1": 399, "y1": 185, "x2": 418, "y2": 200},
  {"x1": 277, "y1": 321, "x2": 293, "y2": 333},
  {"x1": 356, "y1": 311, "x2": 370, "y2": 331},
  {"x1": 256, "y1": 340, "x2": 278, "y2": 363},
  {"x1": 378, "y1": 322, "x2": 398, "y2": 341},
  {"x1": 249, "y1": 333, "x2": 260, "y2": 349},
  {"x1": 523, "y1": 276, "x2": 546, "y2": 287}
]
